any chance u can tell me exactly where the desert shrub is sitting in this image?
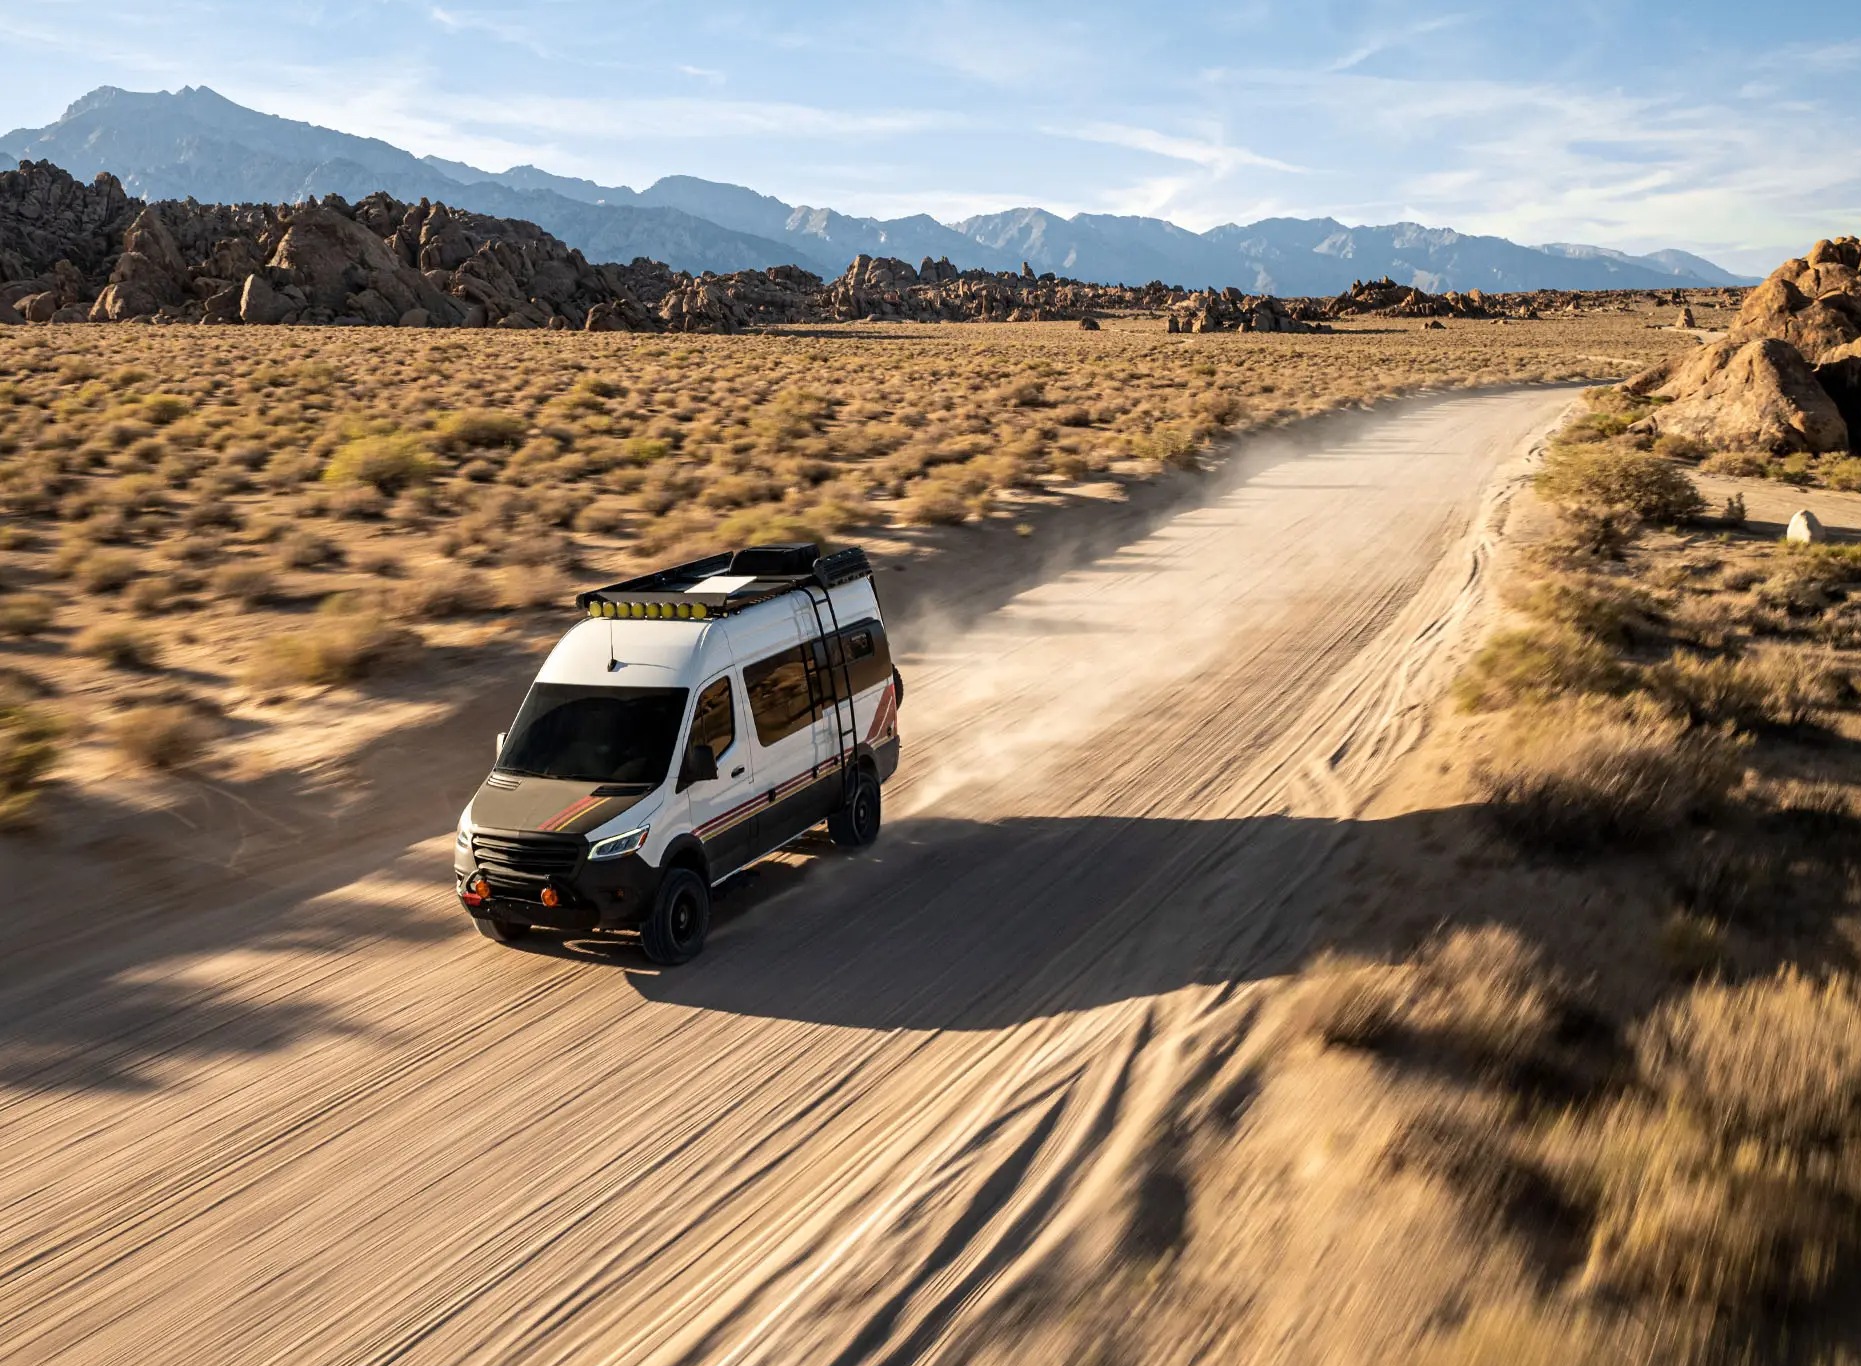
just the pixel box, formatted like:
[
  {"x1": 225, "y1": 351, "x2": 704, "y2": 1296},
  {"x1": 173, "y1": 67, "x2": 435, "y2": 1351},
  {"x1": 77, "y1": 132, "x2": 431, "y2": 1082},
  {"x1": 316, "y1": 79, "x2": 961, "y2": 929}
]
[
  {"x1": 1657, "y1": 909, "x2": 1728, "y2": 978},
  {"x1": 1638, "y1": 970, "x2": 1861, "y2": 1150},
  {"x1": 0, "y1": 593, "x2": 54, "y2": 638},
  {"x1": 1454, "y1": 627, "x2": 1625, "y2": 711},
  {"x1": 125, "y1": 578, "x2": 175, "y2": 614},
  {"x1": 496, "y1": 564, "x2": 569, "y2": 611},
  {"x1": 139, "y1": 394, "x2": 191, "y2": 425},
  {"x1": 67, "y1": 549, "x2": 138, "y2": 592},
  {"x1": 399, "y1": 567, "x2": 496, "y2": 619},
  {"x1": 901, "y1": 482, "x2": 972, "y2": 526},
  {"x1": 1776, "y1": 453, "x2": 1815, "y2": 487},
  {"x1": 323, "y1": 432, "x2": 436, "y2": 493},
  {"x1": 276, "y1": 527, "x2": 340, "y2": 569},
  {"x1": 111, "y1": 703, "x2": 209, "y2": 771},
  {"x1": 1756, "y1": 545, "x2": 1861, "y2": 613},
  {"x1": 1537, "y1": 443, "x2": 1705, "y2": 523},
  {"x1": 1722, "y1": 492, "x2": 1746, "y2": 526},
  {"x1": 0, "y1": 694, "x2": 61, "y2": 827},
  {"x1": 1474, "y1": 702, "x2": 1745, "y2": 854},
  {"x1": 210, "y1": 562, "x2": 278, "y2": 608},
  {"x1": 73, "y1": 622, "x2": 158, "y2": 669},
  {"x1": 242, "y1": 596, "x2": 413, "y2": 688},
  {"x1": 1700, "y1": 449, "x2": 1768, "y2": 478},
  {"x1": 715, "y1": 504, "x2": 842, "y2": 547},
  {"x1": 1287, "y1": 952, "x2": 1409, "y2": 1048},
  {"x1": 433, "y1": 408, "x2": 527, "y2": 453},
  {"x1": 1562, "y1": 410, "x2": 1634, "y2": 443},
  {"x1": 1651, "y1": 432, "x2": 1707, "y2": 462},
  {"x1": 1822, "y1": 457, "x2": 1861, "y2": 493},
  {"x1": 1582, "y1": 1114, "x2": 1850, "y2": 1309},
  {"x1": 1514, "y1": 576, "x2": 1652, "y2": 646}
]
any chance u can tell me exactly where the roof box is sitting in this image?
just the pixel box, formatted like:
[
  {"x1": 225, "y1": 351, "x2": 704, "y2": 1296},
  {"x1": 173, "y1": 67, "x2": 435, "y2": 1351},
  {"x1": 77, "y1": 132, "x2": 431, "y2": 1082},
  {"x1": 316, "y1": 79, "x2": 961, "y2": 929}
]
[{"x1": 728, "y1": 543, "x2": 820, "y2": 577}]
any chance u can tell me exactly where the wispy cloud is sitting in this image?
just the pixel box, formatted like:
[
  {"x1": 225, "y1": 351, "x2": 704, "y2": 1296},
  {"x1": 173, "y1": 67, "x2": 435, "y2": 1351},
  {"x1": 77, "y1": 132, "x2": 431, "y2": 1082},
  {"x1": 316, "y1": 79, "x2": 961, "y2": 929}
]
[{"x1": 1060, "y1": 122, "x2": 1306, "y2": 176}]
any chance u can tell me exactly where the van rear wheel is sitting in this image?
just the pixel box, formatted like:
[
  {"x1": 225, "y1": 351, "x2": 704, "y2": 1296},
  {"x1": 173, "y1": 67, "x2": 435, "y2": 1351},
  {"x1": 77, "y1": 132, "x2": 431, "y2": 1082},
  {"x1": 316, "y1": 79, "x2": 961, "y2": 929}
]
[
  {"x1": 828, "y1": 768, "x2": 882, "y2": 848},
  {"x1": 474, "y1": 916, "x2": 531, "y2": 944},
  {"x1": 642, "y1": 868, "x2": 710, "y2": 965}
]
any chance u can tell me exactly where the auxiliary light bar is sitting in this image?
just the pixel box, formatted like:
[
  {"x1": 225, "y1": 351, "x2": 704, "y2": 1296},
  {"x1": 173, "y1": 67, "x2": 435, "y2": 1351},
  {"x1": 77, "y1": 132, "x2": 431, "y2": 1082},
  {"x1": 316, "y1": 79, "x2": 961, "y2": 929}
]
[{"x1": 586, "y1": 600, "x2": 709, "y2": 620}]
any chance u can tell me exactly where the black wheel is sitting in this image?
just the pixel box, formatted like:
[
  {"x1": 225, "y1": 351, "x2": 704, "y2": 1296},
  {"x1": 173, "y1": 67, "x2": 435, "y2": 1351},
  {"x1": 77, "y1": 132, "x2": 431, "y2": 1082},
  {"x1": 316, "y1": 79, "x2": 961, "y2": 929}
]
[
  {"x1": 474, "y1": 916, "x2": 531, "y2": 944},
  {"x1": 891, "y1": 665, "x2": 905, "y2": 707},
  {"x1": 641, "y1": 867, "x2": 710, "y2": 965},
  {"x1": 828, "y1": 768, "x2": 882, "y2": 848}
]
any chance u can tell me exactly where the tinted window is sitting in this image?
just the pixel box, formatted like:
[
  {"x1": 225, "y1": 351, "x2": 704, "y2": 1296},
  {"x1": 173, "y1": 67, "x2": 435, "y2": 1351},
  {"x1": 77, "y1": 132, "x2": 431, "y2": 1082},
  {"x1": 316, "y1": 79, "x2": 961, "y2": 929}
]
[
  {"x1": 691, "y1": 676, "x2": 736, "y2": 757},
  {"x1": 820, "y1": 619, "x2": 894, "y2": 701},
  {"x1": 743, "y1": 646, "x2": 815, "y2": 746},
  {"x1": 497, "y1": 685, "x2": 688, "y2": 785}
]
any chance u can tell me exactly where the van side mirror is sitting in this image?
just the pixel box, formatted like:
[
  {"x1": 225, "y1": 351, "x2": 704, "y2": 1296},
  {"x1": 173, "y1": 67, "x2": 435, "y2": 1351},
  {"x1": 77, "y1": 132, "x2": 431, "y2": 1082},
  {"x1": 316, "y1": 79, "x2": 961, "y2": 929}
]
[
  {"x1": 494, "y1": 731, "x2": 507, "y2": 758},
  {"x1": 681, "y1": 743, "x2": 718, "y2": 789}
]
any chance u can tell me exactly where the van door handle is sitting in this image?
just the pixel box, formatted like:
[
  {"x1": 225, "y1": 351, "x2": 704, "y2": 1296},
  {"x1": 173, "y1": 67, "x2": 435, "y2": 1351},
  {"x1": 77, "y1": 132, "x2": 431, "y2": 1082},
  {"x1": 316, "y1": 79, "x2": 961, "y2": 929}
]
[{"x1": 731, "y1": 766, "x2": 746, "y2": 778}]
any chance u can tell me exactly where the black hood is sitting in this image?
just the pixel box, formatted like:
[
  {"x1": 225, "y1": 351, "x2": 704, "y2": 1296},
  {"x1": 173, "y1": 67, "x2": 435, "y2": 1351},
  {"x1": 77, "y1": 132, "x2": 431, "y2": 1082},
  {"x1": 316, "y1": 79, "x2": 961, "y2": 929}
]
[{"x1": 469, "y1": 774, "x2": 657, "y2": 836}]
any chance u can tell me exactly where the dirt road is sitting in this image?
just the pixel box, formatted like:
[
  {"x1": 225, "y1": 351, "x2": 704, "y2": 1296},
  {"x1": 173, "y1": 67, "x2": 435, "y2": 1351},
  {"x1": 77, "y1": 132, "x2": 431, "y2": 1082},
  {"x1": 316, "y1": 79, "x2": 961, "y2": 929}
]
[{"x1": 0, "y1": 389, "x2": 1573, "y2": 1364}]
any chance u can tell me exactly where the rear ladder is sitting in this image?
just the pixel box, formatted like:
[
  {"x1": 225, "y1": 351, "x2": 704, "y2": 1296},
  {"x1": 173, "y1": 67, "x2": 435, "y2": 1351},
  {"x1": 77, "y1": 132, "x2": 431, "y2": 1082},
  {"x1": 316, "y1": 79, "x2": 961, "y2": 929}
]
[{"x1": 800, "y1": 579, "x2": 860, "y2": 808}]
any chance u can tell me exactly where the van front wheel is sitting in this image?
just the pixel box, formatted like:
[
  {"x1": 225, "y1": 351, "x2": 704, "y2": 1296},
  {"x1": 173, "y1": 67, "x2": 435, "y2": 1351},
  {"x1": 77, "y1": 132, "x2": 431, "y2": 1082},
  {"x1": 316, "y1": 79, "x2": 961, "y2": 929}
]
[
  {"x1": 474, "y1": 916, "x2": 531, "y2": 944},
  {"x1": 642, "y1": 868, "x2": 710, "y2": 965},
  {"x1": 828, "y1": 769, "x2": 882, "y2": 848}
]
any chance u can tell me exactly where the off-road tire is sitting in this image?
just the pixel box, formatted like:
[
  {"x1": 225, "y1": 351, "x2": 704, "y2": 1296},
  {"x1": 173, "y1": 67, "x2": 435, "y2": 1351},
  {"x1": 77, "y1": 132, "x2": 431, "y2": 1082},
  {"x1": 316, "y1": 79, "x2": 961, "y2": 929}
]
[
  {"x1": 828, "y1": 768, "x2": 882, "y2": 848},
  {"x1": 642, "y1": 867, "x2": 710, "y2": 965},
  {"x1": 474, "y1": 916, "x2": 531, "y2": 943}
]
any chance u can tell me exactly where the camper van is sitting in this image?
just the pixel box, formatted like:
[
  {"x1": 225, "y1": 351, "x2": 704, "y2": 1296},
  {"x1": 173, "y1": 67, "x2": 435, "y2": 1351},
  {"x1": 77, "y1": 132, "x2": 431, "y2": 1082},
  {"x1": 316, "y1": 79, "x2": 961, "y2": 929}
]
[{"x1": 454, "y1": 543, "x2": 902, "y2": 964}]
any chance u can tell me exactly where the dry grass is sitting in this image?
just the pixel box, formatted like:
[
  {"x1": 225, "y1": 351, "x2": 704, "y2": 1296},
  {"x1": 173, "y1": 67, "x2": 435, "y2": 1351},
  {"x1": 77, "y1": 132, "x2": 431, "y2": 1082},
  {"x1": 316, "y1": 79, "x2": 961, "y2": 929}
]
[
  {"x1": 242, "y1": 597, "x2": 414, "y2": 688},
  {"x1": 1472, "y1": 701, "x2": 1745, "y2": 855},
  {"x1": 0, "y1": 690, "x2": 60, "y2": 828},
  {"x1": 110, "y1": 703, "x2": 211, "y2": 771},
  {"x1": 0, "y1": 315, "x2": 1688, "y2": 808}
]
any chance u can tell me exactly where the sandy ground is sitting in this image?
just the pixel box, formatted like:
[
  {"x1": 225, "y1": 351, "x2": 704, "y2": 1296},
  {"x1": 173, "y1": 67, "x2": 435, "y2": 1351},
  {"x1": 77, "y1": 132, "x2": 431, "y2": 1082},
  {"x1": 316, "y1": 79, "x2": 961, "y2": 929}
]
[{"x1": 0, "y1": 388, "x2": 1574, "y2": 1365}]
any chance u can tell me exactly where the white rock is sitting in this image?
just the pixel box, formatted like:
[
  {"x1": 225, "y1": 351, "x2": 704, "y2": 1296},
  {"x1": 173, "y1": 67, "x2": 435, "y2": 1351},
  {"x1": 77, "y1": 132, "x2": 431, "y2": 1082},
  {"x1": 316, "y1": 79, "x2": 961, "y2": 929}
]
[{"x1": 1787, "y1": 509, "x2": 1827, "y2": 544}]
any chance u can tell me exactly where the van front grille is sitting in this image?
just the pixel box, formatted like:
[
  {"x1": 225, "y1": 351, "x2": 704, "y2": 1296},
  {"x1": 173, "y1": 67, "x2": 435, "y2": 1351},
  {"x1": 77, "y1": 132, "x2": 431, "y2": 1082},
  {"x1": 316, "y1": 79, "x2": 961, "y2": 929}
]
[{"x1": 471, "y1": 830, "x2": 582, "y2": 882}]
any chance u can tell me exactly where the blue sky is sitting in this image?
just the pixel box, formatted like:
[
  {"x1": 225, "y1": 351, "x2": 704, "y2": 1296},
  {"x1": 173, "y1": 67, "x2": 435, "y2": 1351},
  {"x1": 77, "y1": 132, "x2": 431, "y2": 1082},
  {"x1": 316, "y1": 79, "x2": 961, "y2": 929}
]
[{"x1": 1, "y1": 0, "x2": 1856, "y2": 271}]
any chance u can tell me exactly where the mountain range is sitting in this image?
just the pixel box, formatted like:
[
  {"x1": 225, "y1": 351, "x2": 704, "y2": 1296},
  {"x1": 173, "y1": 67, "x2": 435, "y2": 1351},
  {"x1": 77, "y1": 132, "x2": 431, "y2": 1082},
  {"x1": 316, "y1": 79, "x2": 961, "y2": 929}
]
[{"x1": 0, "y1": 85, "x2": 1758, "y2": 294}]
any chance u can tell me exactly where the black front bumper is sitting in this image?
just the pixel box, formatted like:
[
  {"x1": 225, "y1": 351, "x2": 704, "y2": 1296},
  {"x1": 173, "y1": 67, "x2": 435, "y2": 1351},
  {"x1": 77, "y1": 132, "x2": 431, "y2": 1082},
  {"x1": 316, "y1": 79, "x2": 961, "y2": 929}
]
[{"x1": 455, "y1": 832, "x2": 661, "y2": 931}]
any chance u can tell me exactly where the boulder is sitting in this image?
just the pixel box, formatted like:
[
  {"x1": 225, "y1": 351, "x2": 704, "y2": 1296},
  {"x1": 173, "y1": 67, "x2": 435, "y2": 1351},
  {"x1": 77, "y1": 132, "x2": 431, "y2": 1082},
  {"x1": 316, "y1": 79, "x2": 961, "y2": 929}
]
[
  {"x1": 1813, "y1": 345, "x2": 1861, "y2": 450},
  {"x1": 0, "y1": 296, "x2": 20, "y2": 325},
  {"x1": 89, "y1": 247, "x2": 183, "y2": 319},
  {"x1": 1078, "y1": 315, "x2": 1100, "y2": 330},
  {"x1": 15, "y1": 290, "x2": 55, "y2": 322},
  {"x1": 1677, "y1": 305, "x2": 1696, "y2": 329},
  {"x1": 238, "y1": 272, "x2": 292, "y2": 324},
  {"x1": 1732, "y1": 240, "x2": 1861, "y2": 362},
  {"x1": 49, "y1": 304, "x2": 89, "y2": 323},
  {"x1": 1640, "y1": 338, "x2": 1849, "y2": 454},
  {"x1": 1787, "y1": 510, "x2": 1827, "y2": 544},
  {"x1": 268, "y1": 204, "x2": 461, "y2": 325},
  {"x1": 397, "y1": 308, "x2": 430, "y2": 328}
]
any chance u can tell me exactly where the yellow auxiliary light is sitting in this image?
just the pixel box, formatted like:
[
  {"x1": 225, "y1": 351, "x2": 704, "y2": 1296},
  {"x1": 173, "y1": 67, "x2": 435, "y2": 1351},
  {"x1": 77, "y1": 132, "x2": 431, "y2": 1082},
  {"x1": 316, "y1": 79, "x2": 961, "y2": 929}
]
[
  {"x1": 691, "y1": 604, "x2": 708, "y2": 619},
  {"x1": 602, "y1": 602, "x2": 617, "y2": 618},
  {"x1": 629, "y1": 603, "x2": 645, "y2": 619},
  {"x1": 676, "y1": 603, "x2": 692, "y2": 620},
  {"x1": 587, "y1": 603, "x2": 601, "y2": 618}
]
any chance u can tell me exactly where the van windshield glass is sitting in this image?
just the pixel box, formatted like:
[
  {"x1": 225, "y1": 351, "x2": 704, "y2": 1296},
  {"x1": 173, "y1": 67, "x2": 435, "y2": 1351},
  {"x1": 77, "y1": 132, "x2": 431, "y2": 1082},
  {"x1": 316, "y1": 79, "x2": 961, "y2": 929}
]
[{"x1": 495, "y1": 684, "x2": 689, "y2": 786}]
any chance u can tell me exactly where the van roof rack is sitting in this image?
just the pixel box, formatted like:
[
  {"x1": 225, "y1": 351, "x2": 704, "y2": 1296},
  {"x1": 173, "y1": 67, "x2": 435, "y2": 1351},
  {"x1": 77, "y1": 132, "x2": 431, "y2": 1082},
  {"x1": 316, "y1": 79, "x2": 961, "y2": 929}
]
[{"x1": 575, "y1": 543, "x2": 873, "y2": 621}]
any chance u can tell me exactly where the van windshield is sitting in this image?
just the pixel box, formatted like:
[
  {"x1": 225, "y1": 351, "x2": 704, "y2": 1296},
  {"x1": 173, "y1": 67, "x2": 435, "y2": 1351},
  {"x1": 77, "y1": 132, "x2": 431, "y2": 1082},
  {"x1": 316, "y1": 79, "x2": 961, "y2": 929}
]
[{"x1": 495, "y1": 684, "x2": 689, "y2": 786}]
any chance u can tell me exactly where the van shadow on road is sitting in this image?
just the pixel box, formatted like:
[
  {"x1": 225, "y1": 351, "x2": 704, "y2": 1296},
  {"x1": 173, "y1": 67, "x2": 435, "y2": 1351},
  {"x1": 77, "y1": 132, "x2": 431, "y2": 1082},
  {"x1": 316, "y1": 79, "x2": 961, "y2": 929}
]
[{"x1": 518, "y1": 811, "x2": 1361, "y2": 1032}]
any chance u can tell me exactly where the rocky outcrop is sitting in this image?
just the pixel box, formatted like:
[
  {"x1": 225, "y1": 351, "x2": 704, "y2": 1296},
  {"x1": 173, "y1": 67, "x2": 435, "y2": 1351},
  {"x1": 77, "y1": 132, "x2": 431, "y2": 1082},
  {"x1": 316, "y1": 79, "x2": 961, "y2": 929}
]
[
  {"x1": 1788, "y1": 509, "x2": 1827, "y2": 544},
  {"x1": 1620, "y1": 235, "x2": 1860, "y2": 455},
  {"x1": 1633, "y1": 338, "x2": 1850, "y2": 454}
]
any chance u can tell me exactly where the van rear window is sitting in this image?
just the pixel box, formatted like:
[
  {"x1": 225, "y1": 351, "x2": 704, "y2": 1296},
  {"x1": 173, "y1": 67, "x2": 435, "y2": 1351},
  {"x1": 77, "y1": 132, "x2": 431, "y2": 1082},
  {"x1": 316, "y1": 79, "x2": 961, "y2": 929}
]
[{"x1": 496, "y1": 684, "x2": 688, "y2": 786}]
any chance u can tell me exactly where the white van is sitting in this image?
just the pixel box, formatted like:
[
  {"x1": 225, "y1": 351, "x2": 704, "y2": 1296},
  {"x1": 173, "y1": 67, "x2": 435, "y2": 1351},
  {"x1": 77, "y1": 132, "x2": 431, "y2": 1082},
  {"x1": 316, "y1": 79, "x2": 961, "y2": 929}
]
[{"x1": 454, "y1": 543, "x2": 901, "y2": 964}]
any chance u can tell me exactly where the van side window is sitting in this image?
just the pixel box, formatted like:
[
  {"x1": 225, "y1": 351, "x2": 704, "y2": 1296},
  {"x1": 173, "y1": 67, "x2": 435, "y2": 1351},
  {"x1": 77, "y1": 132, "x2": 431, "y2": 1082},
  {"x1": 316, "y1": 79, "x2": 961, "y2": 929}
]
[
  {"x1": 743, "y1": 646, "x2": 814, "y2": 746},
  {"x1": 820, "y1": 620, "x2": 894, "y2": 701},
  {"x1": 691, "y1": 676, "x2": 735, "y2": 757}
]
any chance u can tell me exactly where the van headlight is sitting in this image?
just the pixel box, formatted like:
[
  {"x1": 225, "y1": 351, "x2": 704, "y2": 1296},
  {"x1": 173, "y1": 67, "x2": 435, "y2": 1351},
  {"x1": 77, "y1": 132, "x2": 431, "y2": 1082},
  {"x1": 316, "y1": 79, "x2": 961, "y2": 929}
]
[
  {"x1": 589, "y1": 826, "x2": 649, "y2": 861},
  {"x1": 456, "y1": 818, "x2": 472, "y2": 850}
]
